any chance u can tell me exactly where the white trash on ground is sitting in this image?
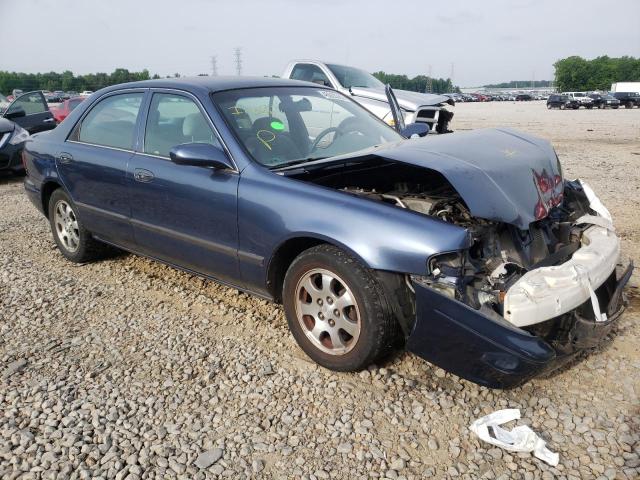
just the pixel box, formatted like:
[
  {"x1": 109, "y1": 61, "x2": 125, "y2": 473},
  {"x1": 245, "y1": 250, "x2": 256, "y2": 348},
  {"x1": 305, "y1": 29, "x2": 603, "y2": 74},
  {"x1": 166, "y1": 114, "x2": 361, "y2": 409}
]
[{"x1": 469, "y1": 409, "x2": 559, "y2": 466}]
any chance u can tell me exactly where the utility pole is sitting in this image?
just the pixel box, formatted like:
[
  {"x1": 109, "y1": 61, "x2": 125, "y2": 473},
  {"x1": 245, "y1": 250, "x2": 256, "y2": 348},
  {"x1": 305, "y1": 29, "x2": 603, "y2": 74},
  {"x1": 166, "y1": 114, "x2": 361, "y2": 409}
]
[
  {"x1": 426, "y1": 64, "x2": 433, "y2": 93},
  {"x1": 234, "y1": 47, "x2": 242, "y2": 76},
  {"x1": 210, "y1": 56, "x2": 218, "y2": 76}
]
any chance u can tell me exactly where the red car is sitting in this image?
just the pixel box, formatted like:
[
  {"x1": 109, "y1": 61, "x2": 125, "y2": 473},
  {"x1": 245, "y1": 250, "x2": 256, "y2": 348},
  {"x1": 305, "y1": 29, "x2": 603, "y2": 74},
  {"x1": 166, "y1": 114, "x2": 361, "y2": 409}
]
[{"x1": 51, "y1": 96, "x2": 85, "y2": 123}]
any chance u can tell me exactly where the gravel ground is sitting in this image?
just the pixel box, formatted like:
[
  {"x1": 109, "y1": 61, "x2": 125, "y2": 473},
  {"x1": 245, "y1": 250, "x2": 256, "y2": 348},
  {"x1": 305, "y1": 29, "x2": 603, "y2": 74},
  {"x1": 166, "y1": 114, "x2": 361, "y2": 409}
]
[{"x1": 1, "y1": 101, "x2": 639, "y2": 480}]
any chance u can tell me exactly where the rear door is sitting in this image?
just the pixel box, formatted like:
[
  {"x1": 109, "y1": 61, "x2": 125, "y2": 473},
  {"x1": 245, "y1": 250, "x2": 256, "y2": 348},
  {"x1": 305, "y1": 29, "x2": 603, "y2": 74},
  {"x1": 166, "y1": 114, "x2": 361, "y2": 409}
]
[
  {"x1": 127, "y1": 90, "x2": 240, "y2": 283},
  {"x1": 3, "y1": 91, "x2": 55, "y2": 133},
  {"x1": 57, "y1": 90, "x2": 146, "y2": 248}
]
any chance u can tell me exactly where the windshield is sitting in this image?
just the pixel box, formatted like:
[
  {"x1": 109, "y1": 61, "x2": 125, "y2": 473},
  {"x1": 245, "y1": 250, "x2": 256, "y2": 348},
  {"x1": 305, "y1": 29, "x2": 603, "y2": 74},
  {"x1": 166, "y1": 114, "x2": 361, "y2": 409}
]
[
  {"x1": 327, "y1": 64, "x2": 384, "y2": 89},
  {"x1": 214, "y1": 86, "x2": 402, "y2": 168}
]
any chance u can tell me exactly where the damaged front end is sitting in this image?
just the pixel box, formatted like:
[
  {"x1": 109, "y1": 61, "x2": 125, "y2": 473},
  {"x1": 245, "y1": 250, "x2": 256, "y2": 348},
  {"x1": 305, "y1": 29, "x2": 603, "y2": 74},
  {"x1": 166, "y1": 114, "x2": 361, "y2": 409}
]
[{"x1": 406, "y1": 180, "x2": 633, "y2": 388}]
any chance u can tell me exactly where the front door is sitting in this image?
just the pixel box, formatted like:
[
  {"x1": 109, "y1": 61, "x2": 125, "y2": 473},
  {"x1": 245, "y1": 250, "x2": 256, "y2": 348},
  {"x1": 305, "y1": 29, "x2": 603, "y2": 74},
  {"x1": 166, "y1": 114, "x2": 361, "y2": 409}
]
[
  {"x1": 3, "y1": 91, "x2": 55, "y2": 134},
  {"x1": 57, "y1": 90, "x2": 146, "y2": 248},
  {"x1": 128, "y1": 91, "x2": 240, "y2": 284}
]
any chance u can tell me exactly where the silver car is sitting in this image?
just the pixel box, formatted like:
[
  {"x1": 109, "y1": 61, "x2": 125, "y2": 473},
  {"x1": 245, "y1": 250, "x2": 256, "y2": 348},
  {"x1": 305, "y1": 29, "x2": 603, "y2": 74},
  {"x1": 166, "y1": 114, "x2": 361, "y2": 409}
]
[{"x1": 283, "y1": 60, "x2": 454, "y2": 133}]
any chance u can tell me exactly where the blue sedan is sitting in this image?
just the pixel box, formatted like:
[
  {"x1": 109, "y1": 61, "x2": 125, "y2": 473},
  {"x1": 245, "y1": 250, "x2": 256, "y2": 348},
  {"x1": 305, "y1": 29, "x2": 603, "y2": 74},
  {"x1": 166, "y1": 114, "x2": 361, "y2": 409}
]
[{"x1": 23, "y1": 77, "x2": 632, "y2": 388}]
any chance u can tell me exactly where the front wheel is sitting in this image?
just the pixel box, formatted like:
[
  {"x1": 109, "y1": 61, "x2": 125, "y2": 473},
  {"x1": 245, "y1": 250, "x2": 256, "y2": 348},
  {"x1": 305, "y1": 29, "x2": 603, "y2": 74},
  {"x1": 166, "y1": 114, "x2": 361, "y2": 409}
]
[
  {"x1": 48, "y1": 189, "x2": 105, "y2": 263},
  {"x1": 282, "y1": 244, "x2": 398, "y2": 371}
]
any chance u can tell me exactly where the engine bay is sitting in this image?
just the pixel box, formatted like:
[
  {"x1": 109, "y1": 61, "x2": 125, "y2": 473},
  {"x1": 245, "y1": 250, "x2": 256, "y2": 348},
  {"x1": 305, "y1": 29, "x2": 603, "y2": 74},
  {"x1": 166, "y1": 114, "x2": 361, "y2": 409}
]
[{"x1": 288, "y1": 158, "x2": 597, "y2": 322}]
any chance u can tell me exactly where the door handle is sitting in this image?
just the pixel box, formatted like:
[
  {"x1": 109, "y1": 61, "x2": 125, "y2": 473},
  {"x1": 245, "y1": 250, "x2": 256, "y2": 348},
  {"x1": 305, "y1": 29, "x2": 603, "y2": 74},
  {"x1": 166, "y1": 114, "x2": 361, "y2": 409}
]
[
  {"x1": 134, "y1": 168, "x2": 154, "y2": 183},
  {"x1": 57, "y1": 153, "x2": 73, "y2": 164},
  {"x1": 43, "y1": 118, "x2": 55, "y2": 123}
]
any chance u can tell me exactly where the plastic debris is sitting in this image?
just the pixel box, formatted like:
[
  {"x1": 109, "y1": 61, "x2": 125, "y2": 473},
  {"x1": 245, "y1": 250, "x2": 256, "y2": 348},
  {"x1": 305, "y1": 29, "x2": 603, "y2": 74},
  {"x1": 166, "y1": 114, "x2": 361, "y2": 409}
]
[
  {"x1": 469, "y1": 409, "x2": 559, "y2": 466},
  {"x1": 580, "y1": 180, "x2": 612, "y2": 222}
]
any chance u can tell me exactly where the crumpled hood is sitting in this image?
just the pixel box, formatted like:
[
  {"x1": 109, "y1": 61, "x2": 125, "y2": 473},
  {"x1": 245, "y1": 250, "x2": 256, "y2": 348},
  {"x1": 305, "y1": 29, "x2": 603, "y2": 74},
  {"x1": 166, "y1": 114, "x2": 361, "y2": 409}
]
[
  {"x1": 373, "y1": 128, "x2": 563, "y2": 229},
  {"x1": 349, "y1": 86, "x2": 450, "y2": 110},
  {"x1": 303, "y1": 128, "x2": 562, "y2": 229}
]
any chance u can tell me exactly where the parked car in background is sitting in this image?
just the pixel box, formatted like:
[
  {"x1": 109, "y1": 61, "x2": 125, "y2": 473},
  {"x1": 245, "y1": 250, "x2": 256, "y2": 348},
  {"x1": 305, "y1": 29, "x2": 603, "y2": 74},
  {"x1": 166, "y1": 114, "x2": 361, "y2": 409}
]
[
  {"x1": 22, "y1": 77, "x2": 632, "y2": 388},
  {"x1": 1, "y1": 91, "x2": 56, "y2": 173},
  {"x1": 546, "y1": 94, "x2": 579, "y2": 109},
  {"x1": 283, "y1": 60, "x2": 454, "y2": 133},
  {"x1": 50, "y1": 96, "x2": 85, "y2": 123},
  {"x1": 588, "y1": 93, "x2": 620, "y2": 109},
  {"x1": 611, "y1": 92, "x2": 640, "y2": 108},
  {"x1": 45, "y1": 92, "x2": 64, "y2": 103},
  {"x1": 0, "y1": 91, "x2": 57, "y2": 135},
  {"x1": 562, "y1": 92, "x2": 594, "y2": 109},
  {"x1": 515, "y1": 94, "x2": 533, "y2": 101},
  {"x1": 80, "y1": 90, "x2": 94, "y2": 96}
]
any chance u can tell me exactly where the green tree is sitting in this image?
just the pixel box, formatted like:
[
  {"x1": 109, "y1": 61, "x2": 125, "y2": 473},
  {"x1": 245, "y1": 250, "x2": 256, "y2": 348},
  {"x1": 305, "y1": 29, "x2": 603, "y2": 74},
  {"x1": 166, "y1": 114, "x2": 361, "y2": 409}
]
[{"x1": 553, "y1": 55, "x2": 640, "y2": 91}]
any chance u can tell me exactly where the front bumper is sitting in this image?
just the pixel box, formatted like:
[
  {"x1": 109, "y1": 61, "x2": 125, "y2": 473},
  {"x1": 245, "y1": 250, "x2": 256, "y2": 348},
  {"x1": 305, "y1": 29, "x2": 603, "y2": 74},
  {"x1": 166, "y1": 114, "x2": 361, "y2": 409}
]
[
  {"x1": 406, "y1": 262, "x2": 633, "y2": 389},
  {"x1": 504, "y1": 225, "x2": 620, "y2": 327},
  {"x1": 0, "y1": 139, "x2": 24, "y2": 172}
]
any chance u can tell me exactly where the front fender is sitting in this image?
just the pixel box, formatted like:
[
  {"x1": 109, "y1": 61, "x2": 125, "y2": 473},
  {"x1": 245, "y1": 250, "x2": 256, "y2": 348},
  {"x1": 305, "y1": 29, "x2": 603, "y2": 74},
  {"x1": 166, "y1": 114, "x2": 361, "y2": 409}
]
[{"x1": 238, "y1": 164, "x2": 471, "y2": 292}]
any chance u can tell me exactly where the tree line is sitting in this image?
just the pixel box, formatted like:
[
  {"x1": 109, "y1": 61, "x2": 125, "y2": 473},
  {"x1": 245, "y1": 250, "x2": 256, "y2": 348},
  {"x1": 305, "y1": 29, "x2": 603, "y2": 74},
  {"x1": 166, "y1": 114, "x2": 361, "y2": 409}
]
[
  {"x1": 0, "y1": 69, "x2": 158, "y2": 95},
  {"x1": 372, "y1": 72, "x2": 459, "y2": 94},
  {"x1": 553, "y1": 56, "x2": 640, "y2": 92}
]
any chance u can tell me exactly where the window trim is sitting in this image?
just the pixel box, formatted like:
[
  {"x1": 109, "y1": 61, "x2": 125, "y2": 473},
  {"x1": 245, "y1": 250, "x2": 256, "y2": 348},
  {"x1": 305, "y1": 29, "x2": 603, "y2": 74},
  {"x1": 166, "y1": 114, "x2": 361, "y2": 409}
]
[
  {"x1": 137, "y1": 88, "x2": 239, "y2": 172},
  {"x1": 66, "y1": 88, "x2": 147, "y2": 153}
]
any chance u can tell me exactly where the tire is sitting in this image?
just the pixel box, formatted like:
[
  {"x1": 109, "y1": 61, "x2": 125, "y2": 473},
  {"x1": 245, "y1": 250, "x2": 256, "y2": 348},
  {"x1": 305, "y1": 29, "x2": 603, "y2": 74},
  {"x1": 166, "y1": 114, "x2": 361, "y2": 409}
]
[
  {"x1": 48, "y1": 189, "x2": 104, "y2": 263},
  {"x1": 586, "y1": 105, "x2": 593, "y2": 109},
  {"x1": 625, "y1": 101, "x2": 633, "y2": 109},
  {"x1": 560, "y1": 104, "x2": 565, "y2": 110},
  {"x1": 547, "y1": 104, "x2": 552, "y2": 109},
  {"x1": 282, "y1": 244, "x2": 398, "y2": 371}
]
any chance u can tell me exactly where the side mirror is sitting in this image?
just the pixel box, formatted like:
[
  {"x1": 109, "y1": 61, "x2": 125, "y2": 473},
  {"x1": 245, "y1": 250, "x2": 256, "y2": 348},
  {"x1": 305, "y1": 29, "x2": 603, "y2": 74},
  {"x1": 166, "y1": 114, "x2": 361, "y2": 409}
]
[
  {"x1": 4, "y1": 107, "x2": 26, "y2": 120},
  {"x1": 401, "y1": 122, "x2": 429, "y2": 138},
  {"x1": 169, "y1": 143, "x2": 234, "y2": 170}
]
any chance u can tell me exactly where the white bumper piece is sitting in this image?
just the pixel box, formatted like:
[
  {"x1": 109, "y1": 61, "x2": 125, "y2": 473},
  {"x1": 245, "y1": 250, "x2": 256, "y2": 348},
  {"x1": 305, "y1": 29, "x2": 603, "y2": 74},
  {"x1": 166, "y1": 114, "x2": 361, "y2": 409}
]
[{"x1": 504, "y1": 224, "x2": 620, "y2": 327}]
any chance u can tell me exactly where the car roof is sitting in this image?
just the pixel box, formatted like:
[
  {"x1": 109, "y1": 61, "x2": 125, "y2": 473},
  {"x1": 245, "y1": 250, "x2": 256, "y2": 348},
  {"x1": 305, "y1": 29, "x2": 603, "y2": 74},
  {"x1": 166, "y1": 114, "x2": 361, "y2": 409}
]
[{"x1": 100, "y1": 76, "x2": 319, "y2": 95}]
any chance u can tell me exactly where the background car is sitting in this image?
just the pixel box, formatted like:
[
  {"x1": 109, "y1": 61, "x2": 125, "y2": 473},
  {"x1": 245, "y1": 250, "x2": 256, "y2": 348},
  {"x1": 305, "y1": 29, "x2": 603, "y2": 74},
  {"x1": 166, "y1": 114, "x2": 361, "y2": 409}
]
[
  {"x1": 0, "y1": 117, "x2": 30, "y2": 173},
  {"x1": 611, "y1": 92, "x2": 640, "y2": 108},
  {"x1": 80, "y1": 90, "x2": 94, "y2": 96},
  {"x1": 546, "y1": 94, "x2": 579, "y2": 109},
  {"x1": 562, "y1": 92, "x2": 594, "y2": 108},
  {"x1": 50, "y1": 96, "x2": 85, "y2": 123},
  {"x1": 515, "y1": 94, "x2": 533, "y2": 101},
  {"x1": 0, "y1": 91, "x2": 57, "y2": 134},
  {"x1": 588, "y1": 93, "x2": 620, "y2": 109},
  {"x1": 283, "y1": 60, "x2": 453, "y2": 133}
]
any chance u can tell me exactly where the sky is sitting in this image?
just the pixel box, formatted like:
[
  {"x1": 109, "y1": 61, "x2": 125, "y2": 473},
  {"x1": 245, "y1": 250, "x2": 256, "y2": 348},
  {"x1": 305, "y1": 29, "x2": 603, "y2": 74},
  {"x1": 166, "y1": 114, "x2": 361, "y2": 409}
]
[{"x1": 1, "y1": 0, "x2": 639, "y2": 87}]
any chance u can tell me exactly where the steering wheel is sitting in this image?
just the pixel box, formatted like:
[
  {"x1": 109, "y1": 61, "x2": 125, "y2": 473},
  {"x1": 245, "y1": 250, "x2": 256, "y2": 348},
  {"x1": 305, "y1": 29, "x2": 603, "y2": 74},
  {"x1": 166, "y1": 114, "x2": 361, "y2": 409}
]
[
  {"x1": 310, "y1": 120, "x2": 372, "y2": 152},
  {"x1": 310, "y1": 127, "x2": 340, "y2": 152}
]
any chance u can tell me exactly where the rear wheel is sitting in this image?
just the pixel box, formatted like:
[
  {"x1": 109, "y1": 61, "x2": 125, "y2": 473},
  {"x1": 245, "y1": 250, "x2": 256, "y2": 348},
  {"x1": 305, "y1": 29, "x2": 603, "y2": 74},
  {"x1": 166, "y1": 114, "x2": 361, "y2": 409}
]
[
  {"x1": 282, "y1": 244, "x2": 398, "y2": 371},
  {"x1": 48, "y1": 189, "x2": 105, "y2": 263},
  {"x1": 560, "y1": 104, "x2": 566, "y2": 110},
  {"x1": 626, "y1": 101, "x2": 633, "y2": 109}
]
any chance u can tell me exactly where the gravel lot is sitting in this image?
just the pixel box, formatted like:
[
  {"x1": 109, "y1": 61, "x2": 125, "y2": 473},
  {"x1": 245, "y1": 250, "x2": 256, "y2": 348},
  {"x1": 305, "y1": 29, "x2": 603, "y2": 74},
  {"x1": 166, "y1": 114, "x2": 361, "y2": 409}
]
[{"x1": 1, "y1": 101, "x2": 638, "y2": 480}]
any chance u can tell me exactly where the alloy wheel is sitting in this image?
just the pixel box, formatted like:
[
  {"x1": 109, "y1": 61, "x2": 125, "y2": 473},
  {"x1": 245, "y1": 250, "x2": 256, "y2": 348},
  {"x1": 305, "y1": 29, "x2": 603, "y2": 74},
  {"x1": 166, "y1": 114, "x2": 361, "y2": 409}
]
[
  {"x1": 294, "y1": 268, "x2": 361, "y2": 355},
  {"x1": 54, "y1": 200, "x2": 80, "y2": 252}
]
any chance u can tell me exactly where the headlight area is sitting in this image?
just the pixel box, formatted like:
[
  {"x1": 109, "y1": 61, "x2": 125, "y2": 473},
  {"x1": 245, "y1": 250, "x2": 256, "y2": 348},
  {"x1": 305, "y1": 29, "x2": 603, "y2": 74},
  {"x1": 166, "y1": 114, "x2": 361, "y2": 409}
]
[{"x1": 9, "y1": 126, "x2": 29, "y2": 145}]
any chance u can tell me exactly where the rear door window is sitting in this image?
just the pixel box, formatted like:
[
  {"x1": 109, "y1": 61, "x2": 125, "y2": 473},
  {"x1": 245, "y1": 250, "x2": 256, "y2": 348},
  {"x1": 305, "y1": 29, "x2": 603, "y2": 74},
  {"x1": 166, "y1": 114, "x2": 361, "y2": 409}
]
[{"x1": 77, "y1": 92, "x2": 144, "y2": 150}]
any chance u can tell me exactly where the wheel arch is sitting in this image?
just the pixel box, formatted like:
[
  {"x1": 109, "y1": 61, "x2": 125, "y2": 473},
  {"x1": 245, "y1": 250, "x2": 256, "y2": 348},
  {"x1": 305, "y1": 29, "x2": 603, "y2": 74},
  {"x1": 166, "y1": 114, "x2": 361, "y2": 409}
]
[
  {"x1": 41, "y1": 180, "x2": 64, "y2": 218},
  {"x1": 266, "y1": 234, "x2": 371, "y2": 302}
]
